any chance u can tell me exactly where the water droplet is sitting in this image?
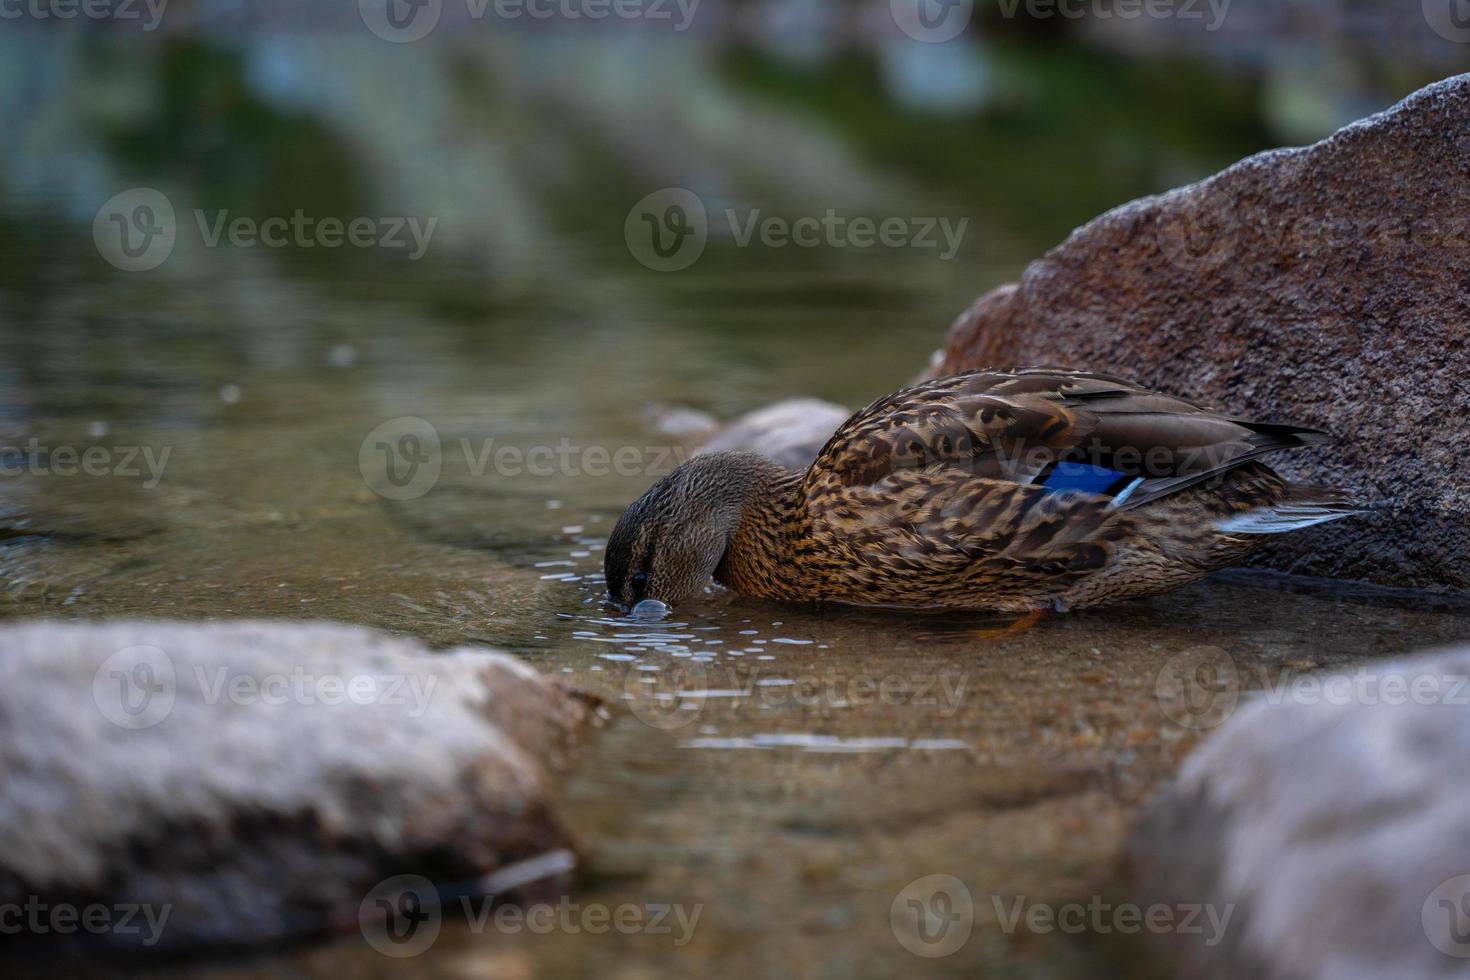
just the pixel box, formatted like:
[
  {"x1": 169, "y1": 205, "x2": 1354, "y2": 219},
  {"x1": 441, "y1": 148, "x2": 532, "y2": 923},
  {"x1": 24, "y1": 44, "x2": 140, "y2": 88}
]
[{"x1": 630, "y1": 599, "x2": 671, "y2": 623}]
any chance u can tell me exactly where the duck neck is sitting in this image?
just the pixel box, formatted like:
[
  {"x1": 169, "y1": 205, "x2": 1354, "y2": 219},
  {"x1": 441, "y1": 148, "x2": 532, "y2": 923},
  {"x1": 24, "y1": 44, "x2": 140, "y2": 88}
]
[{"x1": 714, "y1": 463, "x2": 807, "y2": 600}]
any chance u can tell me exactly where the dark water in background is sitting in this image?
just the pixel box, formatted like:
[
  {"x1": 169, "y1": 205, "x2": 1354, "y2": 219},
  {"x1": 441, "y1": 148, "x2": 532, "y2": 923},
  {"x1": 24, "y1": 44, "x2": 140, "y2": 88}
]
[{"x1": 3, "y1": 21, "x2": 1470, "y2": 979}]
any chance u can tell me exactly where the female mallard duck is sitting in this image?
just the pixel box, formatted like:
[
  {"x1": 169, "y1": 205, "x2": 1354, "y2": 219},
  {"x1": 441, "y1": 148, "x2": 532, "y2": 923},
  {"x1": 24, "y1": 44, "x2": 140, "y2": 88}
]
[{"x1": 605, "y1": 368, "x2": 1357, "y2": 613}]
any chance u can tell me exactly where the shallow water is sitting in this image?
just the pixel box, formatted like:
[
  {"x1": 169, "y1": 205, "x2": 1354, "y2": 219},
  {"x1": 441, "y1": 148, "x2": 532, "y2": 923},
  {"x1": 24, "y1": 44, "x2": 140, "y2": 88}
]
[{"x1": 3, "y1": 28, "x2": 1469, "y2": 980}]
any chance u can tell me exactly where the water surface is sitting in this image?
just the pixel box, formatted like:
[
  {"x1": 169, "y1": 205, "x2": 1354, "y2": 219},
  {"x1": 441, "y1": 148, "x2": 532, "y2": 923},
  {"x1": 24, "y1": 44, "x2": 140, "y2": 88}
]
[{"x1": 3, "y1": 29, "x2": 1467, "y2": 979}]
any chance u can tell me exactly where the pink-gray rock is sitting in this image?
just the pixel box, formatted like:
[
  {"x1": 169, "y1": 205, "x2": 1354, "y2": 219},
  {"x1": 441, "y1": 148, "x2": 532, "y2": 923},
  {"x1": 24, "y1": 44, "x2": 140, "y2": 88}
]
[
  {"x1": 1131, "y1": 646, "x2": 1470, "y2": 979},
  {"x1": 696, "y1": 398, "x2": 850, "y2": 472},
  {"x1": 0, "y1": 620, "x2": 600, "y2": 950},
  {"x1": 936, "y1": 75, "x2": 1470, "y2": 593}
]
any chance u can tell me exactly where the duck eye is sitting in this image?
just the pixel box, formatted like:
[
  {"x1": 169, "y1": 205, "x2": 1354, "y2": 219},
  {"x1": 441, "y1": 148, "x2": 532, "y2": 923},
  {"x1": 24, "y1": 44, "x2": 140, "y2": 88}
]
[{"x1": 629, "y1": 571, "x2": 650, "y2": 600}]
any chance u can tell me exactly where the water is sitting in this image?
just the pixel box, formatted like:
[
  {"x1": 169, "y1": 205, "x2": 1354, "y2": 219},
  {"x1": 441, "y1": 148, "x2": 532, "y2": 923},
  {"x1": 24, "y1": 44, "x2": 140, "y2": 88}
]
[{"x1": 3, "y1": 28, "x2": 1468, "y2": 980}]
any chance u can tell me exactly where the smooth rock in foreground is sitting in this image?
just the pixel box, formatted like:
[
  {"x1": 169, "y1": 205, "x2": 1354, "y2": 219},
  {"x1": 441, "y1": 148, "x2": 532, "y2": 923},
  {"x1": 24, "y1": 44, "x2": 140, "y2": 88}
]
[
  {"x1": 696, "y1": 397, "x2": 850, "y2": 472},
  {"x1": 937, "y1": 74, "x2": 1470, "y2": 592},
  {"x1": 1131, "y1": 646, "x2": 1470, "y2": 979},
  {"x1": 0, "y1": 620, "x2": 600, "y2": 950}
]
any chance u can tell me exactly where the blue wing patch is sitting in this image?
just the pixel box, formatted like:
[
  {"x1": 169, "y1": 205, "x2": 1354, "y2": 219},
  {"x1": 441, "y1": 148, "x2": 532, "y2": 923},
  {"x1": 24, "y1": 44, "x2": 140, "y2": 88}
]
[{"x1": 1038, "y1": 461, "x2": 1139, "y2": 504}]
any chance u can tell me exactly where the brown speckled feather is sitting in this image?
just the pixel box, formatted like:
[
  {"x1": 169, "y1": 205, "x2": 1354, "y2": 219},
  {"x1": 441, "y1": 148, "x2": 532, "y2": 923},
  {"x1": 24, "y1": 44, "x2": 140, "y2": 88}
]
[
  {"x1": 609, "y1": 368, "x2": 1359, "y2": 613},
  {"x1": 720, "y1": 368, "x2": 1353, "y2": 611}
]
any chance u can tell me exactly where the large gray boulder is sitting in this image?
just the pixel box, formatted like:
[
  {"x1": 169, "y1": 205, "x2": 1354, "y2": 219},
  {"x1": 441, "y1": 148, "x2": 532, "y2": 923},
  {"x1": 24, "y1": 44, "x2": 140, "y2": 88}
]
[
  {"x1": 936, "y1": 74, "x2": 1470, "y2": 592},
  {"x1": 0, "y1": 620, "x2": 600, "y2": 950},
  {"x1": 1132, "y1": 646, "x2": 1470, "y2": 979}
]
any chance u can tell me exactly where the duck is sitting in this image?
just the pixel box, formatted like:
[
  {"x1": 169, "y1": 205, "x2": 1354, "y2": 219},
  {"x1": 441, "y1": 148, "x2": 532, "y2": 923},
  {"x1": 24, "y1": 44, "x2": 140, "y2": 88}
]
[{"x1": 604, "y1": 368, "x2": 1358, "y2": 614}]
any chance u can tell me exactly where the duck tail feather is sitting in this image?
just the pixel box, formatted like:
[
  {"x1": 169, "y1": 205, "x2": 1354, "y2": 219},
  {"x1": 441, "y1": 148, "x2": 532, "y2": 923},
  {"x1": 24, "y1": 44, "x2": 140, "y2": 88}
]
[{"x1": 1214, "y1": 483, "x2": 1365, "y2": 536}]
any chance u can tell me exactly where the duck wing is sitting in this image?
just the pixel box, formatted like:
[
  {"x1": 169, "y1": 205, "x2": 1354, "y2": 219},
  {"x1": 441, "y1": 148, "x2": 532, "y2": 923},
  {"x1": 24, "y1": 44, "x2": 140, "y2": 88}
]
[{"x1": 805, "y1": 367, "x2": 1329, "y2": 510}]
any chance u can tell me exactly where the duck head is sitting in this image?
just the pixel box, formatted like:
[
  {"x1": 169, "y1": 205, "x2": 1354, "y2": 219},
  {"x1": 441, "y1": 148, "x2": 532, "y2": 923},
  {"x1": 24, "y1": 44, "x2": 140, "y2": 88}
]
[{"x1": 604, "y1": 452, "x2": 784, "y2": 609}]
